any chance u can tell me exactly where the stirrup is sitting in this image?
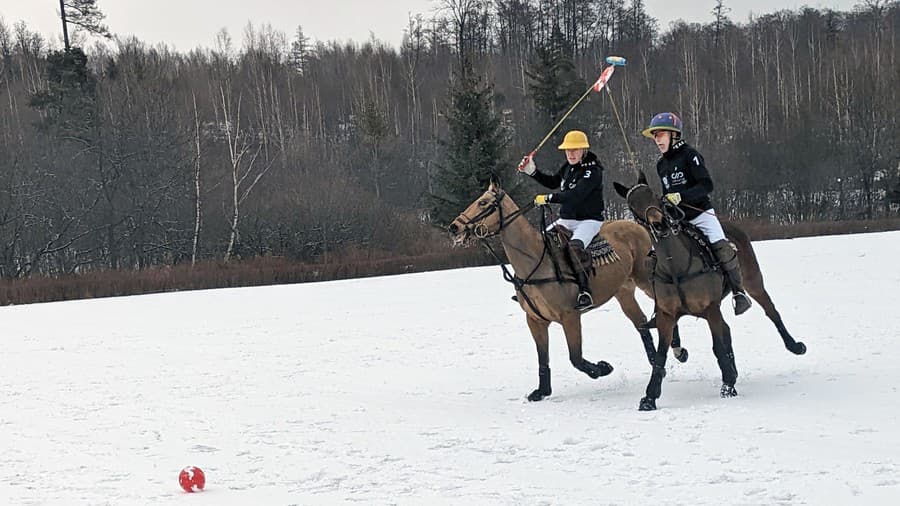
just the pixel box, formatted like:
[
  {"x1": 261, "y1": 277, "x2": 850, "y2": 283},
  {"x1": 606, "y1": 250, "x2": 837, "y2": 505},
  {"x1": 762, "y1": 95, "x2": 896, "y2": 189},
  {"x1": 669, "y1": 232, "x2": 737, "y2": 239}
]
[
  {"x1": 732, "y1": 291, "x2": 752, "y2": 315},
  {"x1": 575, "y1": 292, "x2": 593, "y2": 312}
]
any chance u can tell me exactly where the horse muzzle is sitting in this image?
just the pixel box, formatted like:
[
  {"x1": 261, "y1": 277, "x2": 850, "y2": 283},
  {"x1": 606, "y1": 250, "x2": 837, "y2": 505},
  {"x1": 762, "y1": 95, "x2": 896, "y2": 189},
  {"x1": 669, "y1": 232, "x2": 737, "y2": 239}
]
[{"x1": 448, "y1": 219, "x2": 472, "y2": 246}]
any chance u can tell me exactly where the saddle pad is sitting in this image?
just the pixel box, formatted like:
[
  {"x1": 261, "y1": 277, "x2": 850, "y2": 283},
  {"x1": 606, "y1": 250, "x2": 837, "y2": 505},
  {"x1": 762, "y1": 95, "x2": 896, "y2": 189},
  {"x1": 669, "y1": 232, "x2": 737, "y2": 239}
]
[
  {"x1": 548, "y1": 224, "x2": 620, "y2": 266},
  {"x1": 587, "y1": 237, "x2": 620, "y2": 265}
]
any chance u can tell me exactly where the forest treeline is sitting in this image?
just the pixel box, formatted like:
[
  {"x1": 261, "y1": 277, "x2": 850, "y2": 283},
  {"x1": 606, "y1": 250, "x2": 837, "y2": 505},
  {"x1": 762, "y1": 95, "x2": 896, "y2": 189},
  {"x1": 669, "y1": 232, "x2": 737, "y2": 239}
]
[{"x1": 0, "y1": 0, "x2": 898, "y2": 282}]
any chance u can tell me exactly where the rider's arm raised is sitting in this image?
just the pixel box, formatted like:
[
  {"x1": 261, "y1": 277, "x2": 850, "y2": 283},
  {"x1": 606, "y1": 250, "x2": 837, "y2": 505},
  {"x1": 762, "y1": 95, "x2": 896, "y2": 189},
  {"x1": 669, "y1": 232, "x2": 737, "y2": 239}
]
[{"x1": 530, "y1": 164, "x2": 564, "y2": 190}]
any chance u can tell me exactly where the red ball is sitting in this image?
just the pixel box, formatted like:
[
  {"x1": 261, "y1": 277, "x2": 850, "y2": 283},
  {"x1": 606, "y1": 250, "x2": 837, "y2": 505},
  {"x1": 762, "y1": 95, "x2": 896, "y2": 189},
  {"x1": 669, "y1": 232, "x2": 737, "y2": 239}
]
[{"x1": 179, "y1": 466, "x2": 206, "y2": 493}]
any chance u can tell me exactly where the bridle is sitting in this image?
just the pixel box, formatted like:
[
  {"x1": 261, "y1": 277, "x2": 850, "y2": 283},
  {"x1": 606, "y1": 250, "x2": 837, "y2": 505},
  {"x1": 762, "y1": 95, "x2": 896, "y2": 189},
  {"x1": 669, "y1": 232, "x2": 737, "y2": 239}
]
[
  {"x1": 451, "y1": 188, "x2": 574, "y2": 322},
  {"x1": 625, "y1": 184, "x2": 685, "y2": 241},
  {"x1": 452, "y1": 189, "x2": 534, "y2": 240}
]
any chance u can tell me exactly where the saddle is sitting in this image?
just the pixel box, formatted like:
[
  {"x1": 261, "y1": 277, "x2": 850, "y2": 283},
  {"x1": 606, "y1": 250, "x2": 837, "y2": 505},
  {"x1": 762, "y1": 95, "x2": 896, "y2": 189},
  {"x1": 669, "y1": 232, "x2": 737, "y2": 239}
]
[
  {"x1": 679, "y1": 221, "x2": 720, "y2": 270},
  {"x1": 651, "y1": 220, "x2": 736, "y2": 295},
  {"x1": 549, "y1": 225, "x2": 620, "y2": 271}
]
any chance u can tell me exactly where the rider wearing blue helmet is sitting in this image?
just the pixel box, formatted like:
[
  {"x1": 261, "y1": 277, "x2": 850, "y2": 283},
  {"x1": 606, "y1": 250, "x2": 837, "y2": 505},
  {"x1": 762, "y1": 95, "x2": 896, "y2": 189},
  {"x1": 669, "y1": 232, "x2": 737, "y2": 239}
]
[{"x1": 642, "y1": 112, "x2": 752, "y2": 316}]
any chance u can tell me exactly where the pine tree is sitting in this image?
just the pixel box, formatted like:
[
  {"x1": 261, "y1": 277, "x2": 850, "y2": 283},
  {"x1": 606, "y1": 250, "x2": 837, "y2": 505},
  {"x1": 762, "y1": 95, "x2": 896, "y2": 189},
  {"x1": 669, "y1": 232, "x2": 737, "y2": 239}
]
[
  {"x1": 29, "y1": 47, "x2": 97, "y2": 132},
  {"x1": 58, "y1": 0, "x2": 111, "y2": 52},
  {"x1": 711, "y1": 0, "x2": 732, "y2": 47},
  {"x1": 525, "y1": 27, "x2": 584, "y2": 123},
  {"x1": 429, "y1": 60, "x2": 509, "y2": 224},
  {"x1": 289, "y1": 25, "x2": 310, "y2": 75}
]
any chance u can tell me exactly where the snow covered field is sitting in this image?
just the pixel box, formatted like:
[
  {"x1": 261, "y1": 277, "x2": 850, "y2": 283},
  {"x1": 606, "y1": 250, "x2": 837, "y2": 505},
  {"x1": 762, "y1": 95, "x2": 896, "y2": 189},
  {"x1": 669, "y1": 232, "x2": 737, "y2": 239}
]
[{"x1": 1, "y1": 231, "x2": 899, "y2": 505}]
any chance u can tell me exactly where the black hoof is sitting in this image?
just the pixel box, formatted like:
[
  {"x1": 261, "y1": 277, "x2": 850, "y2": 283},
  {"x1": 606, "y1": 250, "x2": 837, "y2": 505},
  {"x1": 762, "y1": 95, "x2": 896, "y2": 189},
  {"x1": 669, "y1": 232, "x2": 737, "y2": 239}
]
[
  {"x1": 597, "y1": 360, "x2": 614, "y2": 377},
  {"x1": 788, "y1": 342, "x2": 807, "y2": 355},
  {"x1": 640, "y1": 315, "x2": 657, "y2": 329},
  {"x1": 527, "y1": 389, "x2": 551, "y2": 402},
  {"x1": 674, "y1": 347, "x2": 689, "y2": 363},
  {"x1": 638, "y1": 397, "x2": 657, "y2": 411},
  {"x1": 720, "y1": 384, "x2": 738, "y2": 398},
  {"x1": 581, "y1": 360, "x2": 614, "y2": 379}
]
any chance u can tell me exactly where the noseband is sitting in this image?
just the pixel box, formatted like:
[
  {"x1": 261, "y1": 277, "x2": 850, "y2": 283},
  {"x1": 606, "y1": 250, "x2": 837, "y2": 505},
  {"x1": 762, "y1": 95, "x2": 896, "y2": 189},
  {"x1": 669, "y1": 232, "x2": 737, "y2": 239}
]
[{"x1": 454, "y1": 190, "x2": 533, "y2": 239}]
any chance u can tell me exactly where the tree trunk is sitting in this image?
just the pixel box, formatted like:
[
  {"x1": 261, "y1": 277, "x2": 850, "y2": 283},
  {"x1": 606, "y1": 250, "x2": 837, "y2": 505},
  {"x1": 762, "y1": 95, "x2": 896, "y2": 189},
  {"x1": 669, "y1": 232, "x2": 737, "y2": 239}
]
[
  {"x1": 59, "y1": 0, "x2": 70, "y2": 52},
  {"x1": 191, "y1": 92, "x2": 202, "y2": 265}
]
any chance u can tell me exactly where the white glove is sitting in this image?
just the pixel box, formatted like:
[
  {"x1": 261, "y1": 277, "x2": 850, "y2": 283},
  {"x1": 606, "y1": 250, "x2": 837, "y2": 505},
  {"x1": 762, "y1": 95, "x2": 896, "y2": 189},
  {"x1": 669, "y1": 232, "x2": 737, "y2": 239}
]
[{"x1": 517, "y1": 154, "x2": 536, "y2": 176}]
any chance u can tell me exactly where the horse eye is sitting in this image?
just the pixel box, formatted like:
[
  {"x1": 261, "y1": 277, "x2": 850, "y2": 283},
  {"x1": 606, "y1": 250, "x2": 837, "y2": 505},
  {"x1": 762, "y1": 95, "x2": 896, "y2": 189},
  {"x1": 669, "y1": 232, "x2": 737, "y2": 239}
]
[{"x1": 478, "y1": 199, "x2": 488, "y2": 206}]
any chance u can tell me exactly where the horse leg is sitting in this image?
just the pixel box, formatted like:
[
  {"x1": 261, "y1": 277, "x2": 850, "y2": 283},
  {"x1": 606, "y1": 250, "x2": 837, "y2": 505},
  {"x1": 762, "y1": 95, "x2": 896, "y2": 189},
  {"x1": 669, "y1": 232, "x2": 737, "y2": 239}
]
[
  {"x1": 639, "y1": 312, "x2": 674, "y2": 411},
  {"x1": 644, "y1": 313, "x2": 688, "y2": 363},
  {"x1": 671, "y1": 322, "x2": 689, "y2": 363},
  {"x1": 745, "y1": 284, "x2": 807, "y2": 355},
  {"x1": 735, "y1": 239, "x2": 807, "y2": 355},
  {"x1": 705, "y1": 306, "x2": 739, "y2": 397},
  {"x1": 561, "y1": 313, "x2": 614, "y2": 380},
  {"x1": 525, "y1": 315, "x2": 553, "y2": 401},
  {"x1": 614, "y1": 286, "x2": 655, "y2": 366}
]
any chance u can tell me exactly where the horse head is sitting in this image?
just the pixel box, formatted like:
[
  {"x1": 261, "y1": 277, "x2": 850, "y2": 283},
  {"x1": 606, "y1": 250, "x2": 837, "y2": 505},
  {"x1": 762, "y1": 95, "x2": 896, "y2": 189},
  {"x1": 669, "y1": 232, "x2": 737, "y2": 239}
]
[
  {"x1": 447, "y1": 181, "x2": 510, "y2": 247},
  {"x1": 613, "y1": 172, "x2": 682, "y2": 239}
]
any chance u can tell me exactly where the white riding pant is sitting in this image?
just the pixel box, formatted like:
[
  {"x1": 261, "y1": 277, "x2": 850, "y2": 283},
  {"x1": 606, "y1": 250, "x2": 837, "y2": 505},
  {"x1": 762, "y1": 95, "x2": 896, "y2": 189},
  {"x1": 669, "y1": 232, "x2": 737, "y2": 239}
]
[
  {"x1": 548, "y1": 218, "x2": 604, "y2": 246},
  {"x1": 688, "y1": 209, "x2": 726, "y2": 243}
]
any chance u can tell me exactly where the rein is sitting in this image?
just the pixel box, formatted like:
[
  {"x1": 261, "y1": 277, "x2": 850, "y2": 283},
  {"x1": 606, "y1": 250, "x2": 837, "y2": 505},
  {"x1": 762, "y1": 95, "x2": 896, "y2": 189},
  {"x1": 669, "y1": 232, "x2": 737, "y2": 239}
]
[
  {"x1": 456, "y1": 191, "x2": 577, "y2": 322},
  {"x1": 452, "y1": 192, "x2": 531, "y2": 239},
  {"x1": 626, "y1": 186, "x2": 718, "y2": 308}
]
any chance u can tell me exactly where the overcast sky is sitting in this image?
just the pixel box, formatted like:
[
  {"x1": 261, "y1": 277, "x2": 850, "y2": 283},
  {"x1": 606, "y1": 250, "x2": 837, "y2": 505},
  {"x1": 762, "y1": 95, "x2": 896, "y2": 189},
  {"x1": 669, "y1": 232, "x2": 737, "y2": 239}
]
[{"x1": 0, "y1": 0, "x2": 863, "y2": 52}]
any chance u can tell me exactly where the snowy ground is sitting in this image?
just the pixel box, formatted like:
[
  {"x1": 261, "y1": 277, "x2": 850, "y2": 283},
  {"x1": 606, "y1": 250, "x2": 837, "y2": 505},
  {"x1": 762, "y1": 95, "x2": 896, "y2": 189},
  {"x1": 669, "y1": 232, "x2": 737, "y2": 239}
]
[{"x1": 1, "y1": 231, "x2": 899, "y2": 505}]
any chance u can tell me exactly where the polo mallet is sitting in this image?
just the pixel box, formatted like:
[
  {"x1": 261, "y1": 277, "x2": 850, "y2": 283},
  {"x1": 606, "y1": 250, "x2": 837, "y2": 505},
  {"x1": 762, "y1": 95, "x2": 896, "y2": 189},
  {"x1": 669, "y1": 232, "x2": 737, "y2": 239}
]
[
  {"x1": 516, "y1": 59, "x2": 622, "y2": 171},
  {"x1": 599, "y1": 56, "x2": 640, "y2": 176}
]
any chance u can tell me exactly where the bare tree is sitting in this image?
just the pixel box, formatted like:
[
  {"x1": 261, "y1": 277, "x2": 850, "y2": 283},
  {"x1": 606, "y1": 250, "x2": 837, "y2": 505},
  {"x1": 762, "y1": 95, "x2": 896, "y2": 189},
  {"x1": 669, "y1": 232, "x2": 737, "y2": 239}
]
[
  {"x1": 217, "y1": 86, "x2": 278, "y2": 262},
  {"x1": 191, "y1": 92, "x2": 203, "y2": 265}
]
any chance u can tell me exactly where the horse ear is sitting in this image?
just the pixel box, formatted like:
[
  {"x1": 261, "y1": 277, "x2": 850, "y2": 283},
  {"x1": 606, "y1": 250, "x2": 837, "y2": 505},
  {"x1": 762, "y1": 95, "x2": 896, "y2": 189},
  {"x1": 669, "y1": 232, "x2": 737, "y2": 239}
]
[
  {"x1": 488, "y1": 172, "x2": 501, "y2": 190},
  {"x1": 613, "y1": 182, "x2": 629, "y2": 199},
  {"x1": 637, "y1": 171, "x2": 648, "y2": 185}
]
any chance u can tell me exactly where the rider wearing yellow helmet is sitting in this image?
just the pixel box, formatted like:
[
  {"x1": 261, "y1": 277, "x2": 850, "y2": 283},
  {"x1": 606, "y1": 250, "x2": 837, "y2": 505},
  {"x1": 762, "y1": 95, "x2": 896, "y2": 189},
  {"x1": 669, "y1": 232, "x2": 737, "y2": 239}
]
[{"x1": 518, "y1": 130, "x2": 605, "y2": 312}]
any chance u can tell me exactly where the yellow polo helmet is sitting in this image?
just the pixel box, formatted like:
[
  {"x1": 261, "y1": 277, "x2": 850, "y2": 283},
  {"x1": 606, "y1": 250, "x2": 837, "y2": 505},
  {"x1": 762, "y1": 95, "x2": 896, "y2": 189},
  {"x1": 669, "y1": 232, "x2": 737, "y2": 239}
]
[{"x1": 558, "y1": 130, "x2": 590, "y2": 150}]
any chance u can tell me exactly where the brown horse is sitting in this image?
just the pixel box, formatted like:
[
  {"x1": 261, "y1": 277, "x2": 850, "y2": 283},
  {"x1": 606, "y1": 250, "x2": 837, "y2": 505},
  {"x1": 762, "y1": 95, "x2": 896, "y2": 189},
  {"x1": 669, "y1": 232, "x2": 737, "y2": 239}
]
[
  {"x1": 448, "y1": 181, "x2": 658, "y2": 401},
  {"x1": 613, "y1": 173, "x2": 806, "y2": 411}
]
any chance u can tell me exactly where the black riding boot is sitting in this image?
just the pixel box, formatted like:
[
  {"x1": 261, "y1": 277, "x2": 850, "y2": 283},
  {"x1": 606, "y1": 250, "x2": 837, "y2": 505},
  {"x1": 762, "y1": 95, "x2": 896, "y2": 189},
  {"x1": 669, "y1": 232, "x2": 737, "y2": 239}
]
[
  {"x1": 711, "y1": 239, "x2": 752, "y2": 315},
  {"x1": 568, "y1": 239, "x2": 594, "y2": 312}
]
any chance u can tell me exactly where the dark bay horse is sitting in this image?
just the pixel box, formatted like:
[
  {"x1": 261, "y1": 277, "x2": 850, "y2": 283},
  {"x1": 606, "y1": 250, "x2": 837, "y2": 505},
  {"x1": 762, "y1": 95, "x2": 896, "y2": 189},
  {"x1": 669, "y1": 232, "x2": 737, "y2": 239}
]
[
  {"x1": 613, "y1": 174, "x2": 806, "y2": 411},
  {"x1": 448, "y1": 181, "x2": 657, "y2": 401}
]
